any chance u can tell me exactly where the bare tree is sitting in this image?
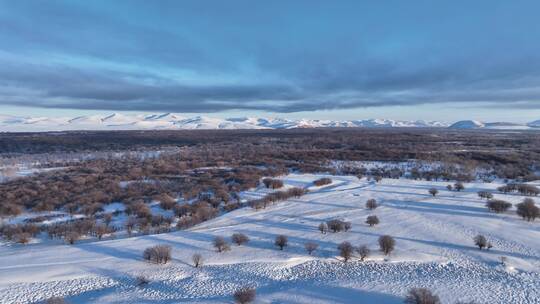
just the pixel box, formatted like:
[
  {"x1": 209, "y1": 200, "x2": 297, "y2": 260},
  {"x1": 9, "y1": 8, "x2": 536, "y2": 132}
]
[
  {"x1": 274, "y1": 235, "x2": 288, "y2": 250},
  {"x1": 516, "y1": 198, "x2": 540, "y2": 221},
  {"x1": 338, "y1": 241, "x2": 354, "y2": 262},
  {"x1": 213, "y1": 236, "x2": 231, "y2": 252},
  {"x1": 366, "y1": 199, "x2": 378, "y2": 210},
  {"x1": 486, "y1": 199, "x2": 512, "y2": 213},
  {"x1": 45, "y1": 297, "x2": 66, "y2": 304},
  {"x1": 356, "y1": 245, "x2": 370, "y2": 261},
  {"x1": 366, "y1": 215, "x2": 380, "y2": 227},
  {"x1": 378, "y1": 235, "x2": 395, "y2": 255},
  {"x1": 477, "y1": 191, "x2": 493, "y2": 200},
  {"x1": 404, "y1": 288, "x2": 441, "y2": 304},
  {"x1": 192, "y1": 253, "x2": 203, "y2": 268},
  {"x1": 428, "y1": 188, "x2": 438, "y2": 197},
  {"x1": 318, "y1": 222, "x2": 328, "y2": 234},
  {"x1": 232, "y1": 233, "x2": 250, "y2": 246},
  {"x1": 473, "y1": 235, "x2": 487, "y2": 250},
  {"x1": 454, "y1": 182, "x2": 465, "y2": 192},
  {"x1": 65, "y1": 232, "x2": 80, "y2": 245},
  {"x1": 143, "y1": 245, "x2": 172, "y2": 264},
  {"x1": 313, "y1": 177, "x2": 332, "y2": 186},
  {"x1": 234, "y1": 287, "x2": 256, "y2": 304},
  {"x1": 304, "y1": 242, "x2": 318, "y2": 255},
  {"x1": 446, "y1": 185, "x2": 453, "y2": 191}
]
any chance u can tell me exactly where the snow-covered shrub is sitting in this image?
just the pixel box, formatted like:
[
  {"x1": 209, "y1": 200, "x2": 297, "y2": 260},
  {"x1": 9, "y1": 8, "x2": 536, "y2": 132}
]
[
  {"x1": 516, "y1": 198, "x2": 539, "y2": 221},
  {"x1": 233, "y1": 287, "x2": 256, "y2": 304},
  {"x1": 143, "y1": 245, "x2": 172, "y2": 264},
  {"x1": 337, "y1": 241, "x2": 354, "y2": 262},
  {"x1": 231, "y1": 233, "x2": 249, "y2": 246},
  {"x1": 274, "y1": 235, "x2": 288, "y2": 250},
  {"x1": 404, "y1": 288, "x2": 441, "y2": 304},
  {"x1": 213, "y1": 236, "x2": 231, "y2": 252},
  {"x1": 486, "y1": 200, "x2": 512, "y2": 213},
  {"x1": 378, "y1": 235, "x2": 395, "y2": 255}
]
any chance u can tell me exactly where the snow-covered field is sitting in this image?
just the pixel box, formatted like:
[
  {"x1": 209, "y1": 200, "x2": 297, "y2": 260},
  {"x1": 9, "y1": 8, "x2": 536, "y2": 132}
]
[{"x1": 1, "y1": 174, "x2": 539, "y2": 303}]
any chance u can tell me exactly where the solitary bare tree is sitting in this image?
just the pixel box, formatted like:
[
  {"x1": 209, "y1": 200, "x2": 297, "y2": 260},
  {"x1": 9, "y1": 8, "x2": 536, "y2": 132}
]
[
  {"x1": 338, "y1": 241, "x2": 354, "y2": 262},
  {"x1": 428, "y1": 188, "x2": 438, "y2": 197},
  {"x1": 356, "y1": 245, "x2": 370, "y2": 261},
  {"x1": 404, "y1": 288, "x2": 441, "y2": 304},
  {"x1": 473, "y1": 235, "x2": 487, "y2": 250},
  {"x1": 213, "y1": 236, "x2": 231, "y2": 252},
  {"x1": 366, "y1": 199, "x2": 378, "y2": 210},
  {"x1": 274, "y1": 235, "x2": 288, "y2": 250},
  {"x1": 318, "y1": 222, "x2": 328, "y2": 234},
  {"x1": 231, "y1": 233, "x2": 250, "y2": 246},
  {"x1": 192, "y1": 253, "x2": 203, "y2": 268},
  {"x1": 234, "y1": 287, "x2": 256, "y2": 304},
  {"x1": 366, "y1": 215, "x2": 380, "y2": 227},
  {"x1": 378, "y1": 235, "x2": 395, "y2": 255},
  {"x1": 304, "y1": 242, "x2": 318, "y2": 255}
]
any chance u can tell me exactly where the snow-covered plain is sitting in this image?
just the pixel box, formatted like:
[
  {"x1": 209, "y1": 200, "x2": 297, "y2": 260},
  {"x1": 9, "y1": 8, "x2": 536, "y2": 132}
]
[{"x1": 1, "y1": 174, "x2": 539, "y2": 303}]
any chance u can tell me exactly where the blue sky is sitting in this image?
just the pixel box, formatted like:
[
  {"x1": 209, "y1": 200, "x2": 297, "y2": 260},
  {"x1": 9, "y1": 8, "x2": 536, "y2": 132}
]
[{"x1": 0, "y1": 0, "x2": 539, "y2": 122}]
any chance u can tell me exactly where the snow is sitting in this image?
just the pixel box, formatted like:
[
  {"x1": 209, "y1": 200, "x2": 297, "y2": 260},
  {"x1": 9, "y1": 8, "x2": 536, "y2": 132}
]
[{"x1": 1, "y1": 174, "x2": 539, "y2": 303}]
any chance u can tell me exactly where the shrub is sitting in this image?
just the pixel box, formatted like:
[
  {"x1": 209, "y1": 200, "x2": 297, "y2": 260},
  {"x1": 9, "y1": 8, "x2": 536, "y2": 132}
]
[
  {"x1": 274, "y1": 235, "x2": 288, "y2": 250},
  {"x1": 378, "y1": 235, "x2": 395, "y2": 255},
  {"x1": 262, "y1": 178, "x2": 284, "y2": 189},
  {"x1": 65, "y1": 232, "x2": 80, "y2": 245},
  {"x1": 192, "y1": 253, "x2": 203, "y2": 268},
  {"x1": 356, "y1": 245, "x2": 370, "y2": 261},
  {"x1": 404, "y1": 288, "x2": 441, "y2": 304},
  {"x1": 135, "y1": 275, "x2": 150, "y2": 287},
  {"x1": 327, "y1": 219, "x2": 349, "y2": 233},
  {"x1": 446, "y1": 185, "x2": 453, "y2": 191},
  {"x1": 158, "y1": 194, "x2": 176, "y2": 210},
  {"x1": 473, "y1": 235, "x2": 487, "y2": 250},
  {"x1": 477, "y1": 191, "x2": 493, "y2": 200},
  {"x1": 454, "y1": 182, "x2": 465, "y2": 191},
  {"x1": 232, "y1": 233, "x2": 250, "y2": 246},
  {"x1": 366, "y1": 215, "x2": 380, "y2": 227},
  {"x1": 213, "y1": 236, "x2": 231, "y2": 252},
  {"x1": 143, "y1": 245, "x2": 172, "y2": 264},
  {"x1": 318, "y1": 222, "x2": 328, "y2": 234},
  {"x1": 45, "y1": 297, "x2": 66, "y2": 304},
  {"x1": 313, "y1": 177, "x2": 332, "y2": 186},
  {"x1": 366, "y1": 199, "x2": 378, "y2": 210},
  {"x1": 338, "y1": 241, "x2": 354, "y2": 262},
  {"x1": 234, "y1": 287, "x2": 256, "y2": 304},
  {"x1": 486, "y1": 199, "x2": 512, "y2": 213},
  {"x1": 428, "y1": 188, "x2": 438, "y2": 197},
  {"x1": 304, "y1": 242, "x2": 318, "y2": 255},
  {"x1": 516, "y1": 198, "x2": 540, "y2": 221},
  {"x1": 15, "y1": 232, "x2": 31, "y2": 244}
]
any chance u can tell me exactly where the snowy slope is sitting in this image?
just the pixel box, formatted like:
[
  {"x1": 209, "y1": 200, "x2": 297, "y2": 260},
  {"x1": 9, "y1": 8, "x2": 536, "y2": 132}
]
[
  {"x1": 0, "y1": 113, "x2": 450, "y2": 132},
  {"x1": 1, "y1": 174, "x2": 538, "y2": 303}
]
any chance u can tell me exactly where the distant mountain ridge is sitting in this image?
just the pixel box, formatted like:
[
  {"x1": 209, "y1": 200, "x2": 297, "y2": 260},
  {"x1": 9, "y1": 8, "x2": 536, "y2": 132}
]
[{"x1": 0, "y1": 113, "x2": 537, "y2": 132}]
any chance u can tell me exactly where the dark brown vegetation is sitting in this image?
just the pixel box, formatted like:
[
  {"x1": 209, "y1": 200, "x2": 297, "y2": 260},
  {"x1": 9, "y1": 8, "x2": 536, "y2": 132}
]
[
  {"x1": 473, "y1": 235, "x2": 488, "y2": 250},
  {"x1": 233, "y1": 287, "x2": 256, "y2": 304},
  {"x1": 366, "y1": 199, "x2": 378, "y2": 210},
  {"x1": 274, "y1": 235, "x2": 288, "y2": 250},
  {"x1": 262, "y1": 178, "x2": 284, "y2": 189},
  {"x1": 192, "y1": 253, "x2": 203, "y2": 268},
  {"x1": 326, "y1": 219, "x2": 351, "y2": 233},
  {"x1": 304, "y1": 242, "x2": 319, "y2": 255},
  {"x1": 313, "y1": 177, "x2": 332, "y2": 186},
  {"x1": 428, "y1": 188, "x2": 438, "y2": 197},
  {"x1": 404, "y1": 288, "x2": 441, "y2": 304},
  {"x1": 356, "y1": 245, "x2": 370, "y2": 261},
  {"x1": 231, "y1": 233, "x2": 250, "y2": 246},
  {"x1": 516, "y1": 198, "x2": 539, "y2": 221},
  {"x1": 379, "y1": 235, "x2": 396, "y2": 255},
  {"x1": 366, "y1": 215, "x2": 380, "y2": 227},
  {"x1": 486, "y1": 199, "x2": 512, "y2": 213},
  {"x1": 213, "y1": 236, "x2": 231, "y2": 253},
  {"x1": 143, "y1": 245, "x2": 171, "y2": 264},
  {"x1": 498, "y1": 183, "x2": 540, "y2": 196},
  {"x1": 338, "y1": 241, "x2": 354, "y2": 262}
]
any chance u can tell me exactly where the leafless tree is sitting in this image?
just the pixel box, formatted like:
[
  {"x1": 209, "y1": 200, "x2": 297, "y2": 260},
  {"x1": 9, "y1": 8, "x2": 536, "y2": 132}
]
[
  {"x1": 454, "y1": 182, "x2": 465, "y2": 192},
  {"x1": 65, "y1": 232, "x2": 80, "y2": 245},
  {"x1": 338, "y1": 241, "x2": 354, "y2": 262},
  {"x1": 213, "y1": 236, "x2": 231, "y2": 252},
  {"x1": 274, "y1": 235, "x2": 288, "y2": 250},
  {"x1": 232, "y1": 233, "x2": 250, "y2": 246},
  {"x1": 486, "y1": 199, "x2": 512, "y2": 213},
  {"x1": 428, "y1": 188, "x2": 438, "y2": 197},
  {"x1": 45, "y1": 297, "x2": 66, "y2": 304},
  {"x1": 366, "y1": 199, "x2": 378, "y2": 210},
  {"x1": 192, "y1": 253, "x2": 203, "y2": 268},
  {"x1": 477, "y1": 191, "x2": 493, "y2": 200},
  {"x1": 318, "y1": 222, "x2": 328, "y2": 234},
  {"x1": 378, "y1": 235, "x2": 395, "y2": 255},
  {"x1": 473, "y1": 235, "x2": 487, "y2": 250},
  {"x1": 143, "y1": 245, "x2": 172, "y2": 264},
  {"x1": 366, "y1": 215, "x2": 380, "y2": 227},
  {"x1": 516, "y1": 198, "x2": 539, "y2": 221},
  {"x1": 313, "y1": 177, "x2": 332, "y2": 186},
  {"x1": 356, "y1": 245, "x2": 370, "y2": 261},
  {"x1": 446, "y1": 185, "x2": 453, "y2": 191},
  {"x1": 304, "y1": 242, "x2": 318, "y2": 255},
  {"x1": 234, "y1": 287, "x2": 256, "y2": 304},
  {"x1": 404, "y1": 288, "x2": 441, "y2": 304}
]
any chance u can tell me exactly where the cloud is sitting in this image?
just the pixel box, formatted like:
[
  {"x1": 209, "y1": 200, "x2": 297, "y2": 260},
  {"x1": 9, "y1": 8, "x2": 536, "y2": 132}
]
[{"x1": 1, "y1": 1, "x2": 540, "y2": 113}]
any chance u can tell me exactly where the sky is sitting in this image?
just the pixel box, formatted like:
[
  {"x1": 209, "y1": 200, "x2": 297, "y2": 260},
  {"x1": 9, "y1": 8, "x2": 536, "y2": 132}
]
[{"x1": 0, "y1": 0, "x2": 540, "y2": 123}]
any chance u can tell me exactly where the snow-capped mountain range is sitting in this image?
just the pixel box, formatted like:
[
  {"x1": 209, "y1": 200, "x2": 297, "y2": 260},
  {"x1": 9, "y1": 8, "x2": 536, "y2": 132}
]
[{"x1": 0, "y1": 113, "x2": 537, "y2": 132}]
